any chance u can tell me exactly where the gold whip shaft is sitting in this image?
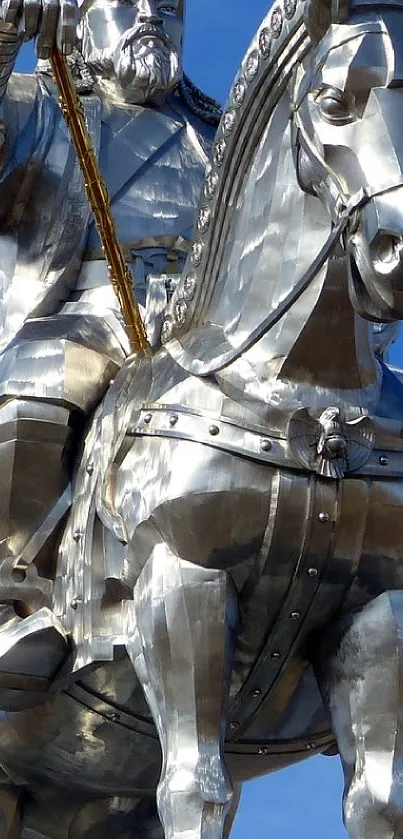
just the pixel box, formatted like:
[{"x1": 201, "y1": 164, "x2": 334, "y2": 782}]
[{"x1": 50, "y1": 50, "x2": 150, "y2": 354}]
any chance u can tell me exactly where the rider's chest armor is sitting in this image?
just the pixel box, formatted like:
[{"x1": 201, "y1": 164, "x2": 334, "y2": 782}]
[
  {"x1": 94, "y1": 104, "x2": 207, "y2": 245},
  {"x1": 76, "y1": 102, "x2": 209, "y2": 315}
]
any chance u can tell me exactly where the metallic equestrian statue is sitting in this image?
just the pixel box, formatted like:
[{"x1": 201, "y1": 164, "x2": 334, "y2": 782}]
[
  {"x1": 1, "y1": 0, "x2": 403, "y2": 836},
  {"x1": 0, "y1": 0, "x2": 220, "y2": 834},
  {"x1": 0, "y1": 0, "x2": 218, "y2": 734},
  {"x1": 0, "y1": 0, "x2": 218, "y2": 628}
]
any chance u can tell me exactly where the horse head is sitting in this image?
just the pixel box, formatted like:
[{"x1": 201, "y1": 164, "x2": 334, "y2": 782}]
[
  {"x1": 163, "y1": 0, "x2": 403, "y2": 386},
  {"x1": 295, "y1": 0, "x2": 403, "y2": 322}
]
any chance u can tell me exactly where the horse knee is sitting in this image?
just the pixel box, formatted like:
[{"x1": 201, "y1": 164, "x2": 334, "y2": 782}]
[
  {"x1": 317, "y1": 592, "x2": 403, "y2": 839},
  {"x1": 344, "y1": 772, "x2": 403, "y2": 838},
  {"x1": 157, "y1": 768, "x2": 232, "y2": 839}
]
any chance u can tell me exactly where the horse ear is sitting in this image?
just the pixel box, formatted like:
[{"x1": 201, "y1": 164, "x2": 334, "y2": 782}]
[{"x1": 304, "y1": 0, "x2": 349, "y2": 42}]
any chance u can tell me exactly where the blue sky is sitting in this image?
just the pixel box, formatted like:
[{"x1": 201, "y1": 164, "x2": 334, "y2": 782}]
[{"x1": 14, "y1": 1, "x2": 390, "y2": 836}]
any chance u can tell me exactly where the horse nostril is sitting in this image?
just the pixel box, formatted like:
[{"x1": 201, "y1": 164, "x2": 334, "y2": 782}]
[
  {"x1": 370, "y1": 233, "x2": 403, "y2": 274},
  {"x1": 374, "y1": 235, "x2": 399, "y2": 262}
]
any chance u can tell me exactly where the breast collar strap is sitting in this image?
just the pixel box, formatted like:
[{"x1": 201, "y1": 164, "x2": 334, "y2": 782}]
[{"x1": 294, "y1": 106, "x2": 403, "y2": 219}]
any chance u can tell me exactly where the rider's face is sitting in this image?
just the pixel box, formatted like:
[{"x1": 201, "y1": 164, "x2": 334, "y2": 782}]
[{"x1": 80, "y1": 0, "x2": 183, "y2": 104}]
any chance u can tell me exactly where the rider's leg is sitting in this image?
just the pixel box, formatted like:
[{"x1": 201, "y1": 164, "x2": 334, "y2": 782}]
[
  {"x1": 126, "y1": 543, "x2": 238, "y2": 839},
  {"x1": 0, "y1": 786, "x2": 21, "y2": 839},
  {"x1": 316, "y1": 592, "x2": 403, "y2": 839},
  {"x1": 0, "y1": 314, "x2": 121, "y2": 708}
]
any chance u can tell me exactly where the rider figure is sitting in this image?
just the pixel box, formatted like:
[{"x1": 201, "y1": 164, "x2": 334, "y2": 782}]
[{"x1": 0, "y1": 0, "x2": 219, "y2": 697}]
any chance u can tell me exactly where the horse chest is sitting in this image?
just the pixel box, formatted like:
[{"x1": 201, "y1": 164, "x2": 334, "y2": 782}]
[
  {"x1": 228, "y1": 469, "x2": 403, "y2": 750},
  {"x1": 243, "y1": 464, "x2": 403, "y2": 629}
]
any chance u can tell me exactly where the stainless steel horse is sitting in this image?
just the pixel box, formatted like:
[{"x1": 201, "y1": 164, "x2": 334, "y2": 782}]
[{"x1": 2, "y1": 0, "x2": 403, "y2": 836}]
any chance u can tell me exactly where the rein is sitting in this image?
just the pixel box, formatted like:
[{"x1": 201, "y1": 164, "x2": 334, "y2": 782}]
[
  {"x1": 200, "y1": 174, "x2": 402, "y2": 373},
  {"x1": 169, "y1": 207, "x2": 351, "y2": 375},
  {"x1": 170, "y1": 104, "x2": 398, "y2": 376},
  {"x1": 188, "y1": 187, "x2": 403, "y2": 376},
  {"x1": 221, "y1": 212, "x2": 350, "y2": 366}
]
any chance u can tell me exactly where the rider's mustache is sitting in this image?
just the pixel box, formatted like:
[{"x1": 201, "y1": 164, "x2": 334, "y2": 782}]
[{"x1": 120, "y1": 23, "x2": 172, "y2": 52}]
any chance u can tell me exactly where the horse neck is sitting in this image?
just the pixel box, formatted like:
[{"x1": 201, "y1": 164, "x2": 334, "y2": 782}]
[
  {"x1": 218, "y1": 252, "x2": 381, "y2": 430},
  {"x1": 276, "y1": 254, "x2": 381, "y2": 416},
  {"x1": 208, "y1": 80, "x2": 380, "y2": 426}
]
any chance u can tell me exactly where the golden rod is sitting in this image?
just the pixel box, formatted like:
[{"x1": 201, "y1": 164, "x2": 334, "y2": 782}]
[{"x1": 50, "y1": 49, "x2": 150, "y2": 354}]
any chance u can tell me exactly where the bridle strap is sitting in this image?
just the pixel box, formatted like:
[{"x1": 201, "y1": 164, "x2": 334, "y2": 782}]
[
  {"x1": 172, "y1": 115, "x2": 397, "y2": 375},
  {"x1": 208, "y1": 211, "x2": 350, "y2": 372},
  {"x1": 293, "y1": 103, "x2": 403, "y2": 214}
]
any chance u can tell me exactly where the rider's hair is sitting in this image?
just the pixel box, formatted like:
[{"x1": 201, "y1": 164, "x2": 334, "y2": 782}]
[
  {"x1": 178, "y1": 73, "x2": 222, "y2": 127},
  {"x1": 37, "y1": 49, "x2": 222, "y2": 127}
]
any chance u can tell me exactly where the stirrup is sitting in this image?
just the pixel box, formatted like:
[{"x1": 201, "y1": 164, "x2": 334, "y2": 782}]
[{"x1": 0, "y1": 607, "x2": 69, "y2": 711}]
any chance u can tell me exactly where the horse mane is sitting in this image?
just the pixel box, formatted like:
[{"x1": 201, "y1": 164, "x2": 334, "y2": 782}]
[{"x1": 163, "y1": 0, "x2": 333, "y2": 374}]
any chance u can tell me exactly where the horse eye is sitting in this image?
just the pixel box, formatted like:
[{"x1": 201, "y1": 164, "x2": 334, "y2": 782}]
[
  {"x1": 315, "y1": 88, "x2": 355, "y2": 124},
  {"x1": 159, "y1": 3, "x2": 177, "y2": 14}
]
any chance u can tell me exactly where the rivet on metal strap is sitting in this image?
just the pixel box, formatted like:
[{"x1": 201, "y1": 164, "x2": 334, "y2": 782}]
[
  {"x1": 71, "y1": 598, "x2": 82, "y2": 610},
  {"x1": 169, "y1": 415, "x2": 179, "y2": 427},
  {"x1": 12, "y1": 568, "x2": 26, "y2": 583},
  {"x1": 308, "y1": 567, "x2": 318, "y2": 577},
  {"x1": 318, "y1": 512, "x2": 329, "y2": 523},
  {"x1": 379, "y1": 455, "x2": 389, "y2": 466},
  {"x1": 144, "y1": 413, "x2": 152, "y2": 425},
  {"x1": 260, "y1": 439, "x2": 272, "y2": 452},
  {"x1": 271, "y1": 651, "x2": 281, "y2": 660},
  {"x1": 209, "y1": 424, "x2": 220, "y2": 436}
]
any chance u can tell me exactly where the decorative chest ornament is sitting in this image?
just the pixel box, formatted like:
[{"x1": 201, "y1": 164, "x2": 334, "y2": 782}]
[{"x1": 288, "y1": 407, "x2": 376, "y2": 478}]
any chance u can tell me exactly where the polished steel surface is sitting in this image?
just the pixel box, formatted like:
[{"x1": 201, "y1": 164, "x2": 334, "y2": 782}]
[
  {"x1": 50, "y1": 49, "x2": 150, "y2": 353},
  {"x1": 0, "y1": 0, "x2": 217, "y2": 834},
  {"x1": 316, "y1": 592, "x2": 403, "y2": 838},
  {"x1": 1, "y1": 0, "x2": 403, "y2": 837}
]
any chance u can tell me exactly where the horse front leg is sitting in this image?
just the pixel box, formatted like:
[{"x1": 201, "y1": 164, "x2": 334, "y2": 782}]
[
  {"x1": 126, "y1": 543, "x2": 238, "y2": 839},
  {"x1": 316, "y1": 591, "x2": 403, "y2": 839}
]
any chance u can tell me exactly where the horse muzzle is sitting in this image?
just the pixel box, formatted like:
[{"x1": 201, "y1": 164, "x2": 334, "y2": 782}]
[{"x1": 347, "y1": 188, "x2": 403, "y2": 320}]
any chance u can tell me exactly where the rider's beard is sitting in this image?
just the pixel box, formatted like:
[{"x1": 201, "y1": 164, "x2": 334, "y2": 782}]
[{"x1": 114, "y1": 38, "x2": 181, "y2": 104}]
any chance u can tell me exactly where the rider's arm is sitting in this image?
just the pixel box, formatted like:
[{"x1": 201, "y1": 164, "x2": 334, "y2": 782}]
[
  {"x1": 0, "y1": 0, "x2": 77, "y2": 134},
  {"x1": 0, "y1": 23, "x2": 20, "y2": 105}
]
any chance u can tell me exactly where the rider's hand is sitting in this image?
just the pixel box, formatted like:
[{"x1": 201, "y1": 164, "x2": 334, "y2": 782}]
[{"x1": 0, "y1": 0, "x2": 78, "y2": 57}]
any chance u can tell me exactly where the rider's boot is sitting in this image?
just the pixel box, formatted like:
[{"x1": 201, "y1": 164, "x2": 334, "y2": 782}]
[
  {"x1": 0, "y1": 396, "x2": 73, "y2": 710},
  {"x1": 0, "y1": 315, "x2": 121, "y2": 710},
  {"x1": 316, "y1": 592, "x2": 403, "y2": 839}
]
